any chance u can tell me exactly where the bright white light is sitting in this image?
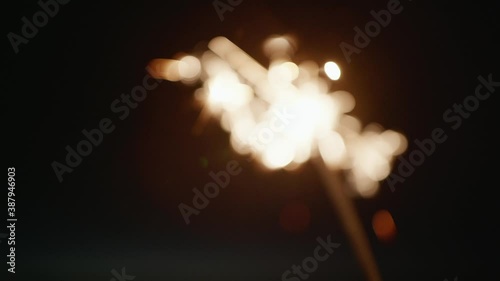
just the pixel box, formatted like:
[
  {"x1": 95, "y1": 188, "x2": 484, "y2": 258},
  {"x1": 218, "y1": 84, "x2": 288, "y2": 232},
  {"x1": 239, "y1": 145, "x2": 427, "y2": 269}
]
[
  {"x1": 262, "y1": 140, "x2": 295, "y2": 169},
  {"x1": 324, "y1": 61, "x2": 341, "y2": 80},
  {"x1": 206, "y1": 72, "x2": 253, "y2": 112},
  {"x1": 268, "y1": 61, "x2": 299, "y2": 85},
  {"x1": 151, "y1": 36, "x2": 407, "y2": 198}
]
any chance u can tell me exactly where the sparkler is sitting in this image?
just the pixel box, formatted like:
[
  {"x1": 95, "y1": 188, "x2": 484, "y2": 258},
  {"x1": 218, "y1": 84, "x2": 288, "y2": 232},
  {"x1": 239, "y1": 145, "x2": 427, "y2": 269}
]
[{"x1": 149, "y1": 35, "x2": 407, "y2": 281}]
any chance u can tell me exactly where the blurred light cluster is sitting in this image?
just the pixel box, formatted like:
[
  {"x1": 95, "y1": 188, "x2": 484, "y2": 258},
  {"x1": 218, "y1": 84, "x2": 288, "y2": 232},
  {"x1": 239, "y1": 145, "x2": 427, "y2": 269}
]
[{"x1": 149, "y1": 35, "x2": 407, "y2": 197}]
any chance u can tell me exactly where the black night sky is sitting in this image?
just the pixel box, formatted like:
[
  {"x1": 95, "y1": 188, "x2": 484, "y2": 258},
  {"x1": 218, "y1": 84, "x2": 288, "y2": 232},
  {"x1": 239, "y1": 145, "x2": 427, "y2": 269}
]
[{"x1": 3, "y1": 0, "x2": 500, "y2": 280}]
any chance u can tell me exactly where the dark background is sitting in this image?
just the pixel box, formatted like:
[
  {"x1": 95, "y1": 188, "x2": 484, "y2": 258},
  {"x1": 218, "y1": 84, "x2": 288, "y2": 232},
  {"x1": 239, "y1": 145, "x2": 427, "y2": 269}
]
[{"x1": 2, "y1": 0, "x2": 500, "y2": 280}]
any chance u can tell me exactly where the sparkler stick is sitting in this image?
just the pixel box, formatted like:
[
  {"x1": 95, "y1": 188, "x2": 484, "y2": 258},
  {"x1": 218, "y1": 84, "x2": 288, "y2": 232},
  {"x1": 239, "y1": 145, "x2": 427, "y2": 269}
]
[
  {"x1": 150, "y1": 35, "x2": 407, "y2": 281},
  {"x1": 313, "y1": 156, "x2": 382, "y2": 281}
]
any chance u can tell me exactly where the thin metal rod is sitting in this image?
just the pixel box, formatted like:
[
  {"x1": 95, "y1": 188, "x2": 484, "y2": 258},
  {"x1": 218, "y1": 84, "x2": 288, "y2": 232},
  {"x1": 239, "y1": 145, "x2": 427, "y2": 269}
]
[{"x1": 313, "y1": 157, "x2": 382, "y2": 281}]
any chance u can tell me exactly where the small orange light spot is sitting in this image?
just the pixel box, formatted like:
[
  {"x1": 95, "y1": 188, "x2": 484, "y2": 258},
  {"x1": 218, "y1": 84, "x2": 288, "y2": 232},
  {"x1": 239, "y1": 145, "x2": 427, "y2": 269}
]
[{"x1": 372, "y1": 209, "x2": 397, "y2": 242}]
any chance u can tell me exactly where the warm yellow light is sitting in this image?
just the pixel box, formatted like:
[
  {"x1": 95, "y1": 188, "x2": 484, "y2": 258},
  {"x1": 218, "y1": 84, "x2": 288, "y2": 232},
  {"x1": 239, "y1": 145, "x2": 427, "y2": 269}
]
[
  {"x1": 268, "y1": 61, "x2": 299, "y2": 85},
  {"x1": 262, "y1": 140, "x2": 295, "y2": 169},
  {"x1": 147, "y1": 59, "x2": 182, "y2": 81},
  {"x1": 152, "y1": 36, "x2": 406, "y2": 189},
  {"x1": 348, "y1": 171, "x2": 379, "y2": 198},
  {"x1": 381, "y1": 130, "x2": 408, "y2": 155},
  {"x1": 179, "y1": 55, "x2": 201, "y2": 80}
]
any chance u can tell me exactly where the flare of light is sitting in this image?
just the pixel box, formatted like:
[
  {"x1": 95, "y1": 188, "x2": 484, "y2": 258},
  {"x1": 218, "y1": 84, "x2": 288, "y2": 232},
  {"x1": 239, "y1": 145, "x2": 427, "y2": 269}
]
[
  {"x1": 324, "y1": 61, "x2": 341, "y2": 80},
  {"x1": 179, "y1": 55, "x2": 201, "y2": 81},
  {"x1": 150, "y1": 36, "x2": 407, "y2": 198}
]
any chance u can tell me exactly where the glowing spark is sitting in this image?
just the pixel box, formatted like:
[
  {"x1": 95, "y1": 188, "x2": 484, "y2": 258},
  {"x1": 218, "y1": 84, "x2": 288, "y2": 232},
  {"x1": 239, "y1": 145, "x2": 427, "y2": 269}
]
[
  {"x1": 149, "y1": 35, "x2": 406, "y2": 197},
  {"x1": 324, "y1": 61, "x2": 341, "y2": 80}
]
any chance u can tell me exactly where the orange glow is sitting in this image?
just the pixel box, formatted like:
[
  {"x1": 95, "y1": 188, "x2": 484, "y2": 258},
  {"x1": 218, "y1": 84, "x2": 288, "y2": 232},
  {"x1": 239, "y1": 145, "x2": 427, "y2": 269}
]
[
  {"x1": 372, "y1": 209, "x2": 397, "y2": 242},
  {"x1": 147, "y1": 59, "x2": 183, "y2": 81}
]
